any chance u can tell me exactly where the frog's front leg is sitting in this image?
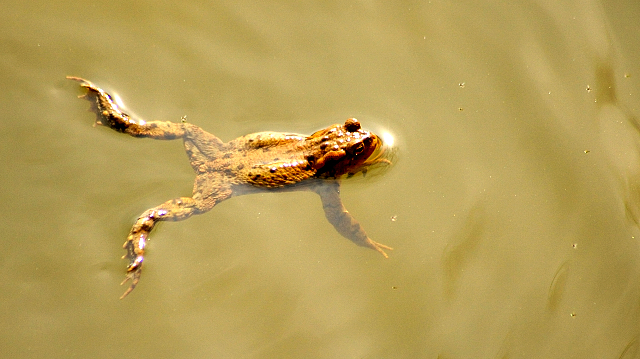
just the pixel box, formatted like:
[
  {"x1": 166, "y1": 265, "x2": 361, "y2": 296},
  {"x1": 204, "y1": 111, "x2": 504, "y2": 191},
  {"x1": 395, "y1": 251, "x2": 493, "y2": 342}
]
[{"x1": 313, "y1": 181, "x2": 392, "y2": 257}]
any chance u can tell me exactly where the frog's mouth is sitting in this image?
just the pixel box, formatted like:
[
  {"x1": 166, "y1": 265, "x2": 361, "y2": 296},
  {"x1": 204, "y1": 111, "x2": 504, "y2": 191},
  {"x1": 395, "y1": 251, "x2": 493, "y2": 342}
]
[
  {"x1": 348, "y1": 135, "x2": 394, "y2": 177},
  {"x1": 363, "y1": 136, "x2": 392, "y2": 167}
]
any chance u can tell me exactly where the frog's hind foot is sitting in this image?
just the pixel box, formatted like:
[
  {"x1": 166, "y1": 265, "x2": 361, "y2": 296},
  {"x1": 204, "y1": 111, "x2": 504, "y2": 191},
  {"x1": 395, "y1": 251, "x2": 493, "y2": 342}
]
[
  {"x1": 120, "y1": 266, "x2": 142, "y2": 299},
  {"x1": 67, "y1": 77, "x2": 104, "y2": 126},
  {"x1": 67, "y1": 76, "x2": 139, "y2": 133},
  {"x1": 119, "y1": 234, "x2": 146, "y2": 299},
  {"x1": 69, "y1": 76, "x2": 188, "y2": 139}
]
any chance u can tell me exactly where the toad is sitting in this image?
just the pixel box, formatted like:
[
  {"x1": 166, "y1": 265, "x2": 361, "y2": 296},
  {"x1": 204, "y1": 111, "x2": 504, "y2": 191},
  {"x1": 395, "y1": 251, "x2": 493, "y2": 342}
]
[{"x1": 68, "y1": 77, "x2": 393, "y2": 298}]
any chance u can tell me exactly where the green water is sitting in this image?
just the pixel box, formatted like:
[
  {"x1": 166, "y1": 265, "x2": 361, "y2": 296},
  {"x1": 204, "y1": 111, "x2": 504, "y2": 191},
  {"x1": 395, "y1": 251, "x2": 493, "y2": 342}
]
[{"x1": 1, "y1": 1, "x2": 639, "y2": 358}]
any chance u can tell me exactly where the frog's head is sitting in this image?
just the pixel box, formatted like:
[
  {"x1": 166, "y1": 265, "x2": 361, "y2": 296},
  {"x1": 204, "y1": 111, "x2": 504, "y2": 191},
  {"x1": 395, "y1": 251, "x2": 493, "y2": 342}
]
[{"x1": 307, "y1": 118, "x2": 387, "y2": 178}]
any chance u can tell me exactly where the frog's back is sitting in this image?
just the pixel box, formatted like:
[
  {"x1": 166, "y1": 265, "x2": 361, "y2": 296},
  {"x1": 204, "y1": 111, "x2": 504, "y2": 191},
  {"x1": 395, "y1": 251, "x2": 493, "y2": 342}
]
[{"x1": 218, "y1": 132, "x2": 316, "y2": 188}]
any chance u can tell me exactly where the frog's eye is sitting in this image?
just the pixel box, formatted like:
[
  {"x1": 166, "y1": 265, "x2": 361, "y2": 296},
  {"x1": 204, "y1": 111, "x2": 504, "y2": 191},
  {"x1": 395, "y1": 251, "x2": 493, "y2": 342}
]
[
  {"x1": 344, "y1": 118, "x2": 361, "y2": 132},
  {"x1": 352, "y1": 143, "x2": 365, "y2": 155}
]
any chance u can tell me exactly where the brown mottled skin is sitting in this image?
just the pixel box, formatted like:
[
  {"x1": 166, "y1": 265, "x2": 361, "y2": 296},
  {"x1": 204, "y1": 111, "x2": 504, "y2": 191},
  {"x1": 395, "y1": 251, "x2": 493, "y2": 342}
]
[{"x1": 68, "y1": 77, "x2": 392, "y2": 298}]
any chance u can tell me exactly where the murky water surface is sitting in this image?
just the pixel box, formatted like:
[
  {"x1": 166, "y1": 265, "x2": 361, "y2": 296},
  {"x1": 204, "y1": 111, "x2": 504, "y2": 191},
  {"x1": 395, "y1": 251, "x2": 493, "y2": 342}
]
[{"x1": 1, "y1": 1, "x2": 639, "y2": 358}]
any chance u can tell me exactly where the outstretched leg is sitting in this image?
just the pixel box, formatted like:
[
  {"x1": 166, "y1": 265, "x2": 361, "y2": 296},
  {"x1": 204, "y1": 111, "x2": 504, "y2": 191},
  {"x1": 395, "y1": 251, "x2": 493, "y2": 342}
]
[
  {"x1": 69, "y1": 76, "x2": 226, "y2": 172},
  {"x1": 120, "y1": 196, "x2": 204, "y2": 298},
  {"x1": 69, "y1": 77, "x2": 232, "y2": 297},
  {"x1": 68, "y1": 76, "x2": 187, "y2": 139},
  {"x1": 120, "y1": 178, "x2": 232, "y2": 298},
  {"x1": 313, "y1": 181, "x2": 392, "y2": 257}
]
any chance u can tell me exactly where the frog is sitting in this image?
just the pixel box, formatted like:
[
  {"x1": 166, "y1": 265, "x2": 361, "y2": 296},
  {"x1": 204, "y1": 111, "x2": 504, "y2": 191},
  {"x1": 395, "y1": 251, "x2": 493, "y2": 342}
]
[{"x1": 68, "y1": 76, "x2": 393, "y2": 298}]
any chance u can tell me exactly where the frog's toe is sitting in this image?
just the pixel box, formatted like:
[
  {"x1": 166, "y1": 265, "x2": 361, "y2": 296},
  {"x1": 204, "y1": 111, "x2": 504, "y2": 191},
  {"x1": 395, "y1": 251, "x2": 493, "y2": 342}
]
[
  {"x1": 367, "y1": 239, "x2": 393, "y2": 258},
  {"x1": 66, "y1": 76, "x2": 92, "y2": 87},
  {"x1": 120, "y1": 242, "x2": 144, "y2": 299},
  {"x1": 120, "y1": 264, "x2": 142, "y2": 299}
]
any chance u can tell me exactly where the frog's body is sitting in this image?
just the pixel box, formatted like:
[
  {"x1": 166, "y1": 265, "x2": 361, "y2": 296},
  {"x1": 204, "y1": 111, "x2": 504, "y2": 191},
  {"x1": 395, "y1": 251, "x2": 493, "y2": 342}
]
[{"x1": 68, "y1": 77, "x2": 392, "y2": 298}]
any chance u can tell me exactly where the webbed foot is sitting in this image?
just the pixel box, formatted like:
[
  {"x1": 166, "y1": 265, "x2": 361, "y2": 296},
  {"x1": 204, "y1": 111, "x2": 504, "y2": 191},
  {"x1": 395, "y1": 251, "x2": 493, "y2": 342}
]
[
  {"x1": 120, "y1": 263, "x2": 142, "y2": 299},
  {"x1": 69, "y1": 76, "x2": 188, "y2": 139},
  {"x1": 119, "y1": 232, "x2": 147, "y2": 299},
  {"x1": 67, "y1": 76, "x2": 140, "y2": 134}
]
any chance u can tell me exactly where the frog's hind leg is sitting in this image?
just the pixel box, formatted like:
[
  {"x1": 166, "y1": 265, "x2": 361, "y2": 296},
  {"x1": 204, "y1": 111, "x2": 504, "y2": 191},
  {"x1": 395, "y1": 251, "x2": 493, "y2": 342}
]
[
  {"x1": 68, "y1": 76, "x2": 187, "y2": 140},
  {"x1": 182, "y1": 124, "x2": 224, "y2": 171},
  {"x1": 119, "y1": 189, "x2": 228, "y2": 298},
  {"x1": 120, "y1": 197, "x2": 199, "y2": 298}
]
